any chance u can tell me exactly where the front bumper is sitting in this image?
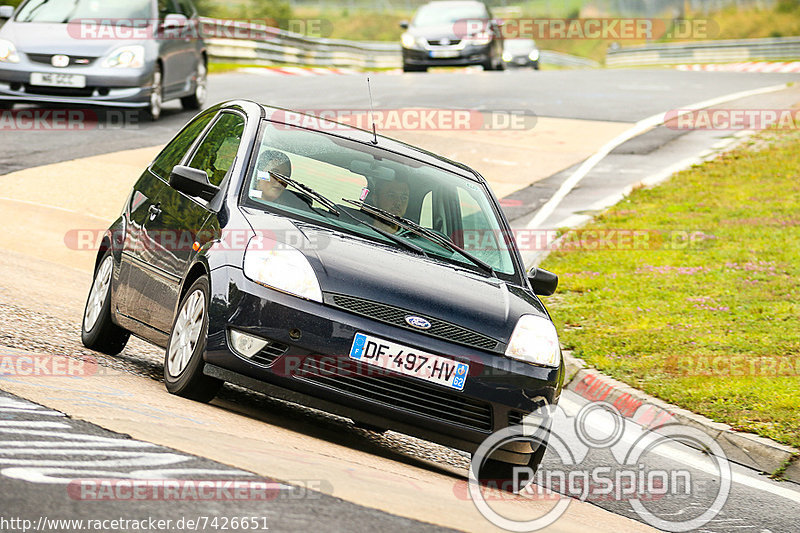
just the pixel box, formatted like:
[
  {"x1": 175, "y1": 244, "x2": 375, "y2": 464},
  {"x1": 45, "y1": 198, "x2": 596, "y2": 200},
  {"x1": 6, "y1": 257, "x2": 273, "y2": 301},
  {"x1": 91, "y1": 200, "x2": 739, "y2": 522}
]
[
  {"x1": 402, "y1": 44, "x2": 491, "y2": 67},
  {"x1": 205, "y1": 267, "x2": 563, "y2": 462},
  {"x1": 0, "y1": 62, "x2": 153, "y2": 107},
  {"x1": 503, "y1": 56, "x2": 537, "y2": 68}
]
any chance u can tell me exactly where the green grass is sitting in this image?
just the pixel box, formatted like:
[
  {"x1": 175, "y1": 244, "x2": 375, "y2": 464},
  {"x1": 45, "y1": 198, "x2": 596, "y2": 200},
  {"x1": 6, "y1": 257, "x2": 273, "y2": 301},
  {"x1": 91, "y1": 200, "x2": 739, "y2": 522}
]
[{"x1": 541, "y1": 128, "x2": 800, "y2": 448}]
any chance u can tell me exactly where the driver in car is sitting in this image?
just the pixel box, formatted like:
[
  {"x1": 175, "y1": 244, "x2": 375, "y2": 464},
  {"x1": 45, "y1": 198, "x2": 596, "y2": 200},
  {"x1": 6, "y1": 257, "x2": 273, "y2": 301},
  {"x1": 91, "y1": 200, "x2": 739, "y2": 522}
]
[
  {"x1": 253, "y1": 150, "x2": 293, "y2": 202},
  {"x1": 371, "y1": 178, "x2": 410, "y2": 234}
]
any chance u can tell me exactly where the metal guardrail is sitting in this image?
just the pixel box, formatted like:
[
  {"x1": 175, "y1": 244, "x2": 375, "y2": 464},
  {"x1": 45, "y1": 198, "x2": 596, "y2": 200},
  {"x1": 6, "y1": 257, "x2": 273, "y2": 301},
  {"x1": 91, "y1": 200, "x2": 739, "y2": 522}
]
[
  {"x1": 540, "y1": 50, "x2": 599, "y2": 69},
  {"x1": 200, "y1": 17, "x2": 598, "y2": 70},
  {"x1": 200, "y1": 17, "x2": 401, "y2": 69},
  {"x1": 607, "y1": 36, "x2": 800, "y2": 67}
]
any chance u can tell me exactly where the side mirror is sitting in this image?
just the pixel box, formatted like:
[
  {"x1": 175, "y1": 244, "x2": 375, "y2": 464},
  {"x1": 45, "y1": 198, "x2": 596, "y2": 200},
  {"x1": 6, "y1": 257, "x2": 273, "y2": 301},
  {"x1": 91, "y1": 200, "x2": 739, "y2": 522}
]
[
  {"x1": 527, "y1": 267, "x2": 558, "y2": 296},
  {"x1": 399, "y1": 20, "x2": 409, "y2": 29},
  {"x1": 169, "y1": 165, "x2": 219, "y2": 201},
  {"x1": 162, "y1": 13, "x2": 188, "y2": 29},
  {"x1": 0, "y1": 5, "x2": 14, "y2": 19}
]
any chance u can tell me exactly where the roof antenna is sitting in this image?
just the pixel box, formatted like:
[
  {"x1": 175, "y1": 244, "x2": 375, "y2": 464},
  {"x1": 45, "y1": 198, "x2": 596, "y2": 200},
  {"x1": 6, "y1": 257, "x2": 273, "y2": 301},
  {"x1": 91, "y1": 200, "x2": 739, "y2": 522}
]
[{"x1": 367, "y1": 76, "x2": 379, "y2": 145}]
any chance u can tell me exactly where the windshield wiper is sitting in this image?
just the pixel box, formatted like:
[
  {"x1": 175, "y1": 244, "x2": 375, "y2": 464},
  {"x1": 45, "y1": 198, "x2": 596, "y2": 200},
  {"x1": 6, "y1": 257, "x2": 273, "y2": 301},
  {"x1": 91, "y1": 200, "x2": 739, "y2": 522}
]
[
  {"x1": 268, "y1": 170, "x2": 340, "y2": 216},
  {"x1": 264, "y1": 171, "x2": 426, "y2": 256},
  {"x1": 342, "y1": 199, "x2": 496, "y2": 277}
]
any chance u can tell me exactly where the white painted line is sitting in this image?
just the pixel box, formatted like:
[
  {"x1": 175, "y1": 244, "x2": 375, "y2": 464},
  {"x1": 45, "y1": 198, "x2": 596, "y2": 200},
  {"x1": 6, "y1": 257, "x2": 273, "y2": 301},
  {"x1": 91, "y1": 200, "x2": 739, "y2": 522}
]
[
  {"x1": 559, "y1": 394, "x2": 800, "y2": 504},
  {"x1": 0, "y1": 421, "x2": 70, "y2": 428},
  {"x1": 524, "y1": 83, "x2": 790, "y2": 238}
]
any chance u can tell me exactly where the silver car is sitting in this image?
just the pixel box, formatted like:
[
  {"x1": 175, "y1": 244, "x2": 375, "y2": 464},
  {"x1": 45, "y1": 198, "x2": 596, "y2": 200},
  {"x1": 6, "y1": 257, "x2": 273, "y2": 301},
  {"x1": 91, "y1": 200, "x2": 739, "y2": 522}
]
[{"x1": 0, "y1": 0, "x2": 207, "y2": 120}]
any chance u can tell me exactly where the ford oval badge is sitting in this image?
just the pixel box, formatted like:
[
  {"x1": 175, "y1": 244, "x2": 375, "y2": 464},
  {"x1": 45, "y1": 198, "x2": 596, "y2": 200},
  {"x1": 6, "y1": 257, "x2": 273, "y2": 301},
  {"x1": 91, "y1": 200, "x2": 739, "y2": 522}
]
[{"x1": 405, "y1": 316, "x2": 431, "y2": 330}]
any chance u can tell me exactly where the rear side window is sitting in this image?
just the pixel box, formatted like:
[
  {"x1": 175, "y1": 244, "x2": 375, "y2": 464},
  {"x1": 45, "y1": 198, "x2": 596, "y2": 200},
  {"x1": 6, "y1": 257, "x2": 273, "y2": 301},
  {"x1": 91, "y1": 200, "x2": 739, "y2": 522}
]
[
  {"x1": 150, "y1": 112, "x2": 214, "y2": 180},
  {"x1": 187, "y1": 113, "x2": 246, "y2": 186},
  {"x1": 175, "y1": 0, "x2": 196, "y2": 17}
]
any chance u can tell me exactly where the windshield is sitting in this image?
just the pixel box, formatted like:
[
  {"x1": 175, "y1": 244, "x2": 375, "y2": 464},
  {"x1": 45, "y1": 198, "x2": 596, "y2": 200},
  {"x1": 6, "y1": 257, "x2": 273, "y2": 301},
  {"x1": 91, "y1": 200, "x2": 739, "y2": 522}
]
[
  {"x1": 15, "y1": 0, "x2": 152, "y2": 23},
  {"x1": 243, "y1": 120, "x2": 518, "y2": 277},
  {"x1": 505, "y1": 39, "x2": 536, "y2": 53},
  {"x1": 413, "y1": 3, "x2": 488, "y2": 27}
]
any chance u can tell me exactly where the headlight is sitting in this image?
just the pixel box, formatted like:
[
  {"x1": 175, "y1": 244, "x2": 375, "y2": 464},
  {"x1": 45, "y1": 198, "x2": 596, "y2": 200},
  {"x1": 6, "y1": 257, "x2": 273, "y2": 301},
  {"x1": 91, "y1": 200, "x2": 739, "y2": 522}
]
[
  {"x1": 502, "y1": 51, "x2": 512, "y2": 62},
  {"x1": 529, "y1": 49, "x2": 540, "y2": 61},
  {"x1": 466, "y1": 32, "x2": 492, "y2": 46},
  {"x1": 505, "y1": 315, "x2": 560, "y2": 367},
  {"x1": 0, "y1": 39, "x2": 20, "y2": 63},
  {"x1": 243, "y1": 238, "x2": 322, "y2": 302},
  {"x1": 401, "y1": 32, "x2": 417, "y2": 48},
  {"x1": 101, "y1": 45, "x2": 145, "y2": 68}
]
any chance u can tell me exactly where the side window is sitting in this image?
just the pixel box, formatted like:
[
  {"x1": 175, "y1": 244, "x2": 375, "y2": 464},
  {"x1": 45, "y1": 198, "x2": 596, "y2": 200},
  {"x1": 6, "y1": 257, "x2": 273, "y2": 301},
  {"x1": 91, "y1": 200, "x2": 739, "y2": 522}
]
[
  {"x1": 176, "y1": 0, "x2": 195, "y2": 17},
  {"x1": 420, "y1": 192, "x2": 433, "y2": 228},
  {"x1": 157, "y1": 0, "x2": 171, "y2": 19},
  {"x1": 188, "y1": 113, "x2": 246, "y2": 186},
  {"x1": 150, "y1": 112, "x2": 214, "y2": 180}
]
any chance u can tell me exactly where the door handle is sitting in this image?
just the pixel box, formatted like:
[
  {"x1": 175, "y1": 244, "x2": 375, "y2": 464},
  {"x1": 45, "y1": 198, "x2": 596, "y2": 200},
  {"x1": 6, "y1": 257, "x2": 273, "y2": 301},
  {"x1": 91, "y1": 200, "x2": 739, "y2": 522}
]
[{"x1": 148, "y1": 203, "x2": 161, "y2": 220}]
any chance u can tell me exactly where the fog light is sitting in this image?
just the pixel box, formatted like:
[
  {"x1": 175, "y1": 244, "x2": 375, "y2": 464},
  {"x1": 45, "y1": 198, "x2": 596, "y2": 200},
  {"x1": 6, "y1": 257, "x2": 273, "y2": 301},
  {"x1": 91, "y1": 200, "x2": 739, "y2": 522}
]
[{"x1": 229, "y1": 329, "x2": 268, "y2": 358}]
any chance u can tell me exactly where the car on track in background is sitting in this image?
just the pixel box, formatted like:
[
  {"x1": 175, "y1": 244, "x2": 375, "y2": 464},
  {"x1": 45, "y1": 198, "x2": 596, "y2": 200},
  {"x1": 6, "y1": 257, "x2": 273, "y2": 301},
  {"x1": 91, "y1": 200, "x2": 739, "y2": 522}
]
[
  {"x1": 502, "y1": 38, "x2": 540, "y2": 70},
  {"x1": 80, "y1": 100, "x2": 564, "y2": 485},
  {"x1": 0, "y1": 0, "x2": 206, "y2": 120},
  {"x1": 400, "y1": 0, "x2": 505, "y2": 72}
]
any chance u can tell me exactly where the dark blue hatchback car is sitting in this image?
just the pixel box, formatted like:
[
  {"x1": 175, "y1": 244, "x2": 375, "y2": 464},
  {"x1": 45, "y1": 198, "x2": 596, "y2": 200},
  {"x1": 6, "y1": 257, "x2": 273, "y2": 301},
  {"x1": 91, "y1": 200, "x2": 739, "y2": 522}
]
[{"x1": 80, "y1": 100, "x2": 564, "y2": 481}]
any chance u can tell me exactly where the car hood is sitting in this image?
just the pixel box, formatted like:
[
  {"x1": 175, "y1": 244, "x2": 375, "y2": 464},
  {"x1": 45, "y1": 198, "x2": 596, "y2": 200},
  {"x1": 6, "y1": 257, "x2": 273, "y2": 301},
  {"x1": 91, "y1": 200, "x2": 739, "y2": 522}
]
[
  {"x1": 406, "y1": 24, "x2": 463, "y2": 41},
  {"x1": 1, "y1": 22, "x2": 139, "y2": 56},
  {"x1": 242, "y1": 209, "x2": 546, "y2": 345}
]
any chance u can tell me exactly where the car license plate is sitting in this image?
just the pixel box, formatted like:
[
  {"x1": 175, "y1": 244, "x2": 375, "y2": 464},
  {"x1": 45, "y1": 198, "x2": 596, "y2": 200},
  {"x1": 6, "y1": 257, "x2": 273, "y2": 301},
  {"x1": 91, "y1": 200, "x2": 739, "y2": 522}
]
[
  {"x1": 30, "y1": 72, "x2": 86, "y2": 88},
  {"x1": 349, "y1": 332, "x2": 469, "y2": 391},
  {"x1": 429, "y1": 49, "x2": 459, "y2": 59}
]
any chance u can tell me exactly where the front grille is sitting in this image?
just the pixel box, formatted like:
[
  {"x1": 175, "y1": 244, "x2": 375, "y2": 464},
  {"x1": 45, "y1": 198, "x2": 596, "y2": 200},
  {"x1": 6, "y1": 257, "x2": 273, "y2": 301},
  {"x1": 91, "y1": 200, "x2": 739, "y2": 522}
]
[
  {"x1": 250, "y1": 340, "x2": 289, "y2": 367},
  {"x1": 427, "y1": 39, "x2": 461, "y2": 46},
  {"x1": 509, "y1": 410, "x2": 525, "y2": 426},
  {"x1": 23, "y1": 85, "x2": 94, "y2": 97},
  {"x1": 27, "y1": 53, "x2": 97, "y2": 67},
  {"x1": 295, "y1": 356, "x2": 493, "y2": 432},
  {"x1": 328, "y1": 293, "x2": 499, "y2": 352}
]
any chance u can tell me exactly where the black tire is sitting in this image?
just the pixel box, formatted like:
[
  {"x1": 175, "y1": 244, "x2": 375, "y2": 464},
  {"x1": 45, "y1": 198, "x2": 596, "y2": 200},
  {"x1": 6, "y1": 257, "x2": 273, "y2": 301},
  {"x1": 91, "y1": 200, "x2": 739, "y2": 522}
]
[
  {"x1": 533, "y1": 60, "x2": 540, "y2": 70},
  {"x1": 482, "y1": 58, "x2": 494, "y2": 71},
  {"x1": 181, "y1": 60, "x2": 207, "y2": 110},
  {"x1": 353, "y1": 421, "x2": 388, "y2": 433},
  {"x1": 403, "y1": 64, "x2": 427, "y2": 72},
  {"x1": 141, "y1": 64, "x2": 163, "y2": 121},
  {"x1": 164, "y1": 276, "x2": 222, "y2": 402},
  {"x1": 81, "y1": 250, "x2": 130, "y2": 355},
  {"x1": 0, "y1": 101, "x2": 13, "y2": 110},
  {"x1": 472, "y1": 439, "x2": 548, "y2": 493}
]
